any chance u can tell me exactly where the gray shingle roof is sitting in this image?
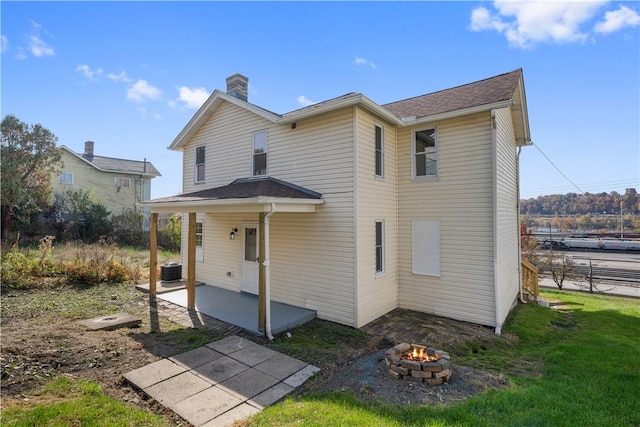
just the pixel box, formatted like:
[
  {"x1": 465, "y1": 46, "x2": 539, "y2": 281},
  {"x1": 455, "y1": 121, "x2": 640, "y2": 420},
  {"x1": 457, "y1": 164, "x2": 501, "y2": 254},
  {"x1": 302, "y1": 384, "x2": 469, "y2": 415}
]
[
  {"x1": 150, "y1": 177, "x2": 321, "y2": 203},
  {"x1": 382, "y1": 69, "x2": 522, "y2": 120},
  {"x1": 81, "y1": 154, "x2": 161, "y2": 177}
]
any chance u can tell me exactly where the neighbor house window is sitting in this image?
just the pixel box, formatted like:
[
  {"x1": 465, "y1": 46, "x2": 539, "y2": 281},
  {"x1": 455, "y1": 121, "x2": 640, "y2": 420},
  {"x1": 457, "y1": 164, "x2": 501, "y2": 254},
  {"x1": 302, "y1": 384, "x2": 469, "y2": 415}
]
[
  {"x1": 253, "y1": 130, "x2": 267, "y2": 176},
  {"x1": 375, "y1": 220, "x2": 385, "y2": 275},
  {"x1": 114, "y1": 177, "x2": 131, "y2": 188},
  {"x1": 412, "y1": 219, "x2": 441, "y2": 277},
  {"x1": 58, "y1": 172, "x2": 74, "y2": 185},
  {"x1": 375, "y1": 124, "x2": 384, "y2": 177},
  {"x1": 413, "y1": 128, "x2": 437, "y2": 178},
  {"x1": 195, "y1": 146, "x2": 205, "y2": 183}
]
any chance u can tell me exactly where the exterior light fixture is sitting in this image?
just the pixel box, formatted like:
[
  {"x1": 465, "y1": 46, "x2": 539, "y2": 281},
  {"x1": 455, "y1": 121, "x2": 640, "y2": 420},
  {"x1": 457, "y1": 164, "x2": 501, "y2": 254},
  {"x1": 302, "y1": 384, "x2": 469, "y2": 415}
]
[{"x1": 230, "y1": 228, "x2": 238, "y2": 240}]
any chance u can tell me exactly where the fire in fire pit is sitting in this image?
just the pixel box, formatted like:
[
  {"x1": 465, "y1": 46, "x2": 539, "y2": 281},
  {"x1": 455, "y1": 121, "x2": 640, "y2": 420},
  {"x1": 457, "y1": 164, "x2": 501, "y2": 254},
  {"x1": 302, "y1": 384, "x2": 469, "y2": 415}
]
[{"x1": 384, "y1": 343, "x2": 452, "y2": 385}]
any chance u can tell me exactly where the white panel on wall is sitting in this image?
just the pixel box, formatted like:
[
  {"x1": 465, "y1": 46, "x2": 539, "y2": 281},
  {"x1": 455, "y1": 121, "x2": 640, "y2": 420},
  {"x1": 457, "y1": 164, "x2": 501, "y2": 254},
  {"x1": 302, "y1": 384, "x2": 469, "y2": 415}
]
[{"x1": 412, "y1": 219, "x2": 441, "y2": 277}]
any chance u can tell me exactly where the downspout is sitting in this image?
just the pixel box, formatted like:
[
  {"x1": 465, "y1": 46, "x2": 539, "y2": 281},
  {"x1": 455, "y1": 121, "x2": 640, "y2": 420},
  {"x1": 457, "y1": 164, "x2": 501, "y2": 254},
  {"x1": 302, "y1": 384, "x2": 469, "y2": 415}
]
[
  {"x1": 491, "y1": 109, "x2": 502, "y2": 335},
  {"x1": 263, "y1": 203, "x2": 277, "y2": 340},
  {"x1": 516, "y1": 146, "x2": 525, "y2": 303}
]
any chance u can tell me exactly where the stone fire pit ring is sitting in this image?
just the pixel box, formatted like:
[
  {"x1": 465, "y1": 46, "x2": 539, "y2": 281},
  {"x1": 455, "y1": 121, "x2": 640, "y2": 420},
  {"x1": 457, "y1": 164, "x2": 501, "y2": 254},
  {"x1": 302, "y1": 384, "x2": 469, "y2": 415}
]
[{"x1": 384, "y1": 343, "x2": 452, "y2": 386}]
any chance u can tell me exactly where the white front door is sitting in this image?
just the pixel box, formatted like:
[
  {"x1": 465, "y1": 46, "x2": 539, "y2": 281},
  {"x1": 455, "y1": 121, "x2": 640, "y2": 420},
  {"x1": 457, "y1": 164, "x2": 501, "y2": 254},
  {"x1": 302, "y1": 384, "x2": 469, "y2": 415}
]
[{"x1": 241, "y1": 224, "x2": 259, "y2": 294}]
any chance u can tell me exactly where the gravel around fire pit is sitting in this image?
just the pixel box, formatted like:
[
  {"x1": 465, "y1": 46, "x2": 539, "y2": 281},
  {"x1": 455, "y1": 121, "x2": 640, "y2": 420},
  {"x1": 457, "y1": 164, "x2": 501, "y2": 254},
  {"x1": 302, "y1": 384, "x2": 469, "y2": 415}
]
[{"x1": 315, "y1": 349, "x2": 508, "y2": 405}]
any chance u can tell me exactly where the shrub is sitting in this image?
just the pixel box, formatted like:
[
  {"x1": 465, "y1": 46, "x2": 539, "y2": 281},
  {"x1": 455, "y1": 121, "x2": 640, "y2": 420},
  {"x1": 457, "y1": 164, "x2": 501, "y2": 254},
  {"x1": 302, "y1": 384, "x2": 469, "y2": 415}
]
[
  {"x1": 111, "y1": 209, "x2": 147, "y2": 248},
  {"x1": 0, "y1": 236, "x2": 57, "y2": 288},
  {"x1": 59, "y1": 240, "x2": 141, "y2": 285},
  {"x1": 157, "y1": 214, "x2": 181, "y2": 252}
]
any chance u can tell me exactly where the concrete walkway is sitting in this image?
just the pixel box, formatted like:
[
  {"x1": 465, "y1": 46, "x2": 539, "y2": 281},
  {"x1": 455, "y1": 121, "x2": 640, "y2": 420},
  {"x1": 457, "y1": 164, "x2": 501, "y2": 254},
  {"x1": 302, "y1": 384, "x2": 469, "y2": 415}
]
[{"x1": 125, "y1": 335, "x2": 319, "y2": 427}]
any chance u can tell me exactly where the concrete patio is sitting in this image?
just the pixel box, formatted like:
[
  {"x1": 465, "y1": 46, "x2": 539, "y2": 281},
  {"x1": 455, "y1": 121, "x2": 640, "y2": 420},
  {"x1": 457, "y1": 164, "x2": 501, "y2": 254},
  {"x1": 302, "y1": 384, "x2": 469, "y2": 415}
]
[
  {"x1": 125, "y1": 335, "x2": 319, "y2": 427},
  {"x1": 155, "y1": 285, "x2": 317, "y2": 336}
]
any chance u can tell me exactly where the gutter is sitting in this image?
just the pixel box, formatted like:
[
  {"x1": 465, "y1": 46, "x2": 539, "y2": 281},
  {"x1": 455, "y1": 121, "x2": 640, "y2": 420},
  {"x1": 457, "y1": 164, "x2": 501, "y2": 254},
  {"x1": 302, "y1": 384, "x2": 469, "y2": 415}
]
[
  {"x1": 517, "y1": 146, "x2": 525, "y2": 303},
  {"x1": 263, "y1": 203, "x2": 277, "y2": 340}
]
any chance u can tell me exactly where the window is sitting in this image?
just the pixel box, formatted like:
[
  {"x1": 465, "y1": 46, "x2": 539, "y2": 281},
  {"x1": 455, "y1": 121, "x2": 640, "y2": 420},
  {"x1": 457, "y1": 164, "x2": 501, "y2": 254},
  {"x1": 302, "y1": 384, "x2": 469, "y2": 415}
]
[
  {"x1": 413, "y1": 128, "x2": 437, "y2": 178},
  {"x1": 375, "y1": 220, "x2": 385, "y2": 275},
  {"x1": 412, "y1": 219, "x2": 441, "y2": 277},
  {"x1": 195, "y1": 146, "x2": 205, "y2": 183},
  {"x1": 253, "y1": 130, "x2": 267, "y2": 176},
  {"x1": 195, "y1": 221, "x2": 203, "y2": 247},
  {"x1": 58, "y1": 172, "x2": 74, "y2": 185},
  {"x1": 114, "y1": 177, "x2": 131, "y2": 188},
  {"x1": 375, "y1": 124, "x2": 384, "y2": 177},
  {"x1": 195, "y1": 221, "x2": 203, "y2": 262}
]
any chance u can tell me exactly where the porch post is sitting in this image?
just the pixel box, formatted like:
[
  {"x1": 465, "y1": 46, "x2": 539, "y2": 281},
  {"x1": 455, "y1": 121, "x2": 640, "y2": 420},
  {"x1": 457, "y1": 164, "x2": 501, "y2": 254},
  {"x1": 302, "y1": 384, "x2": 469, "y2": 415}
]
[
  {"x1": 187, "y1": 212, "x2": 196, "y2": 309},
  {"x1": 149, "y1": 212, "x2": 158, "y2": 294},
  {"x1": 258, "y1": 212, "x2": 266, "y2": 333}
]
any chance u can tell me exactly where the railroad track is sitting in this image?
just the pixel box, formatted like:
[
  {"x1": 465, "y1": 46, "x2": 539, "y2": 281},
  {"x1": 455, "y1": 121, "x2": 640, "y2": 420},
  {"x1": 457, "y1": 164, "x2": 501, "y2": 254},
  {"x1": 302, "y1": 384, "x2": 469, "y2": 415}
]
[{"x1": 572, "y1": 266, "x2": 640, "y2": 284}]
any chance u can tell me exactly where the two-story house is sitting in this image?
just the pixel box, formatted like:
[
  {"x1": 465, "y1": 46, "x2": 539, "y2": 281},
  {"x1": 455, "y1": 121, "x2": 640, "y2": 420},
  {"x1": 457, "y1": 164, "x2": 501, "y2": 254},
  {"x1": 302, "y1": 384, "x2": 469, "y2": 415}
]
[
  {"x1": 146, "y1": 70, "x2": 531, "y2": 337},
  {"x1": 54, "y1": 141, "x2": 161, "y2": 226}
]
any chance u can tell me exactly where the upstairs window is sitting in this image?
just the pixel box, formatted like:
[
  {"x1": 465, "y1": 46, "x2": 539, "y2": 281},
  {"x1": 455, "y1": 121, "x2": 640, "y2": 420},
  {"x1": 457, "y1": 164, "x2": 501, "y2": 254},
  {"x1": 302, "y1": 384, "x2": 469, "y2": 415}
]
[
  {"x1": 114, "y1": 177, "x2": 131, "y2": 188},
  {"x1": 413, "y1": 128, "x2": 437, "y2": 178},
  {"x1": 375, "y1": 124, "x2": 384, "y2": 177},
  {"x1": 195, "y1": 146, "x2": 205, "y2": 183},
  {"x1": 253, "y1": 130, "x2": 267, "y2": 176},
  {"x1": 58, "y1": 172, "x2": 74, "y2": 185}
]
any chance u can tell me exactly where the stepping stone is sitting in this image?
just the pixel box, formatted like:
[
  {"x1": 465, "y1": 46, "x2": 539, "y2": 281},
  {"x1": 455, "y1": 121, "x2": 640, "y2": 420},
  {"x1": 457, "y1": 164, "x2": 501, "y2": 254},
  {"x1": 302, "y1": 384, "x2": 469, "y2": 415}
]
[{"x1": 78, "y1": 313, "x2": 141, "y2": 331}]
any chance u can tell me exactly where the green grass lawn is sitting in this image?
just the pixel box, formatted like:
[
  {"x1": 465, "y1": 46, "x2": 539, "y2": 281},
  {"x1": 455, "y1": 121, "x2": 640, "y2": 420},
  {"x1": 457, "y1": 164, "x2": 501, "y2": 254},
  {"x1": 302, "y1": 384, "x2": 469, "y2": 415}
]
[
  {"x1": 249, "y1": 290, "x2": 640, "y2": 426},
  {"x1": 2, "y1": 289, "x2": 638, "y2": 426}
]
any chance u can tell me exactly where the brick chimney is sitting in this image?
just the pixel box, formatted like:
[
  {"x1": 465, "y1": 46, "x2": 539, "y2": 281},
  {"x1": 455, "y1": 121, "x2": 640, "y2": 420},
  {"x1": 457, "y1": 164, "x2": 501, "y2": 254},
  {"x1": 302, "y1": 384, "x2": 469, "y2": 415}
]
[
  {"x1": 226, "y1": 74, "x2": 248, "y2": 102},
  {"x1": 84, "y1": 141, "x2": 94, "y2": 159}
]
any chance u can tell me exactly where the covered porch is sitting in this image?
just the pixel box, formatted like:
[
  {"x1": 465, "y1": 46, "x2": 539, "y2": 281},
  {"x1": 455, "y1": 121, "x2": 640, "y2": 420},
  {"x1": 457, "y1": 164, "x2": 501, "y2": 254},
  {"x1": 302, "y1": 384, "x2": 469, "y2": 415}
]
[{"x1": 145, "y1": 177, "x2": 324, "y2": 339}]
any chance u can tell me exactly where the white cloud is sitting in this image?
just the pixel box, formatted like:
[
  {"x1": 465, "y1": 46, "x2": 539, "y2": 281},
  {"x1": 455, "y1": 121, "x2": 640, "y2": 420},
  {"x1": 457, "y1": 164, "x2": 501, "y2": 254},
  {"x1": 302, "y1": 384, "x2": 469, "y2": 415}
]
[
  {"x1": 1, "y1": 35, "x2": 8, "y2": 53},
  {"x1": 595, "y1": 5, "x2": 640, "y2": 34},
  {"x1": 354, "y1": 56, "x2": 377, "y2": 69},
  {"x1": 107, "y1": 70, "x2": 132, "y2": 83},
  {"x1": 76, "y1": 64, "x2": 102, "y2": 80},
  {"x1": 126, "y1": 79, "x2": 162, "y2": 103},
  {"x1": 27, "y1": 21, "x2": 55, "y2": 57},
  {"x1": 470, "y1": 1, "x2": 611, "y2": 48},
  {"x1": 297, "y1": 95, "x2": 317, "y2": 107},
  {"x1": 174, "y1": 86, "x2": 210, "y2": 109},
  {"x1": 29, "y1": 35, "x2": 55, "y2": 57}
]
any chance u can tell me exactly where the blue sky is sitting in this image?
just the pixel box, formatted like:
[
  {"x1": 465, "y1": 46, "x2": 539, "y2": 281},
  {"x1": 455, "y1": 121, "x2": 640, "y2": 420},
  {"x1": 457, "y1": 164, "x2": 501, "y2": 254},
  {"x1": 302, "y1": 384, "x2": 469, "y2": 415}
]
[{"x1": 2, "y1": 1, "x2": 639, "y2": 200}]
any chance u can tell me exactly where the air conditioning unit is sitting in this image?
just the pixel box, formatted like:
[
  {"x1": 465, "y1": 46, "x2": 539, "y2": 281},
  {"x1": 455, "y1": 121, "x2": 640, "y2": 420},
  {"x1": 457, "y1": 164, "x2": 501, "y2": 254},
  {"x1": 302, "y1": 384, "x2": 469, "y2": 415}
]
[{"x1": 160, "y1": 262, "x2": 182, "y2": 282}]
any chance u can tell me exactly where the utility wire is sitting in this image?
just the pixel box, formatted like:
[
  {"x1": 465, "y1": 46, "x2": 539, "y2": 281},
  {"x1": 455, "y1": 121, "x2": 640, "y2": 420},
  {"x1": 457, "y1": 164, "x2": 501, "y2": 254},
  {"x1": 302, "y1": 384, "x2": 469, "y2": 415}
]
[{"x1": 531, "y1": 141, "x2": 585, "y2": 194}]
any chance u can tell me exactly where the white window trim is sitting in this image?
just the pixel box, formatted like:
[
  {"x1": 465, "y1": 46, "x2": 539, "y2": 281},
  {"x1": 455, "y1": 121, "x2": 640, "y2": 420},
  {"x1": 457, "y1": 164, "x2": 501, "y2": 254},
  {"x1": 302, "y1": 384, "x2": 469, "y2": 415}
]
[
  {"x1": 252, "y1": 130, "x2": 268, "y2": 177},
  {"x1": 411, "y1": 126, "x2": 438, "y2": 180},
  {"x1": 114, "y1": 176, "x2": 131, "y2": 188},
  {"x1": 375, "y1": 220, "x2": 385, "y2": 277},
  {"x1": 195, "y1": 145, "x2": 206, "y2": 184},
  {"x1": 59, "y1": 172, "x2": 74, "y2": 185},
  {"x1": 374, "y1": 123, "x2": 384, "y2": 178}
]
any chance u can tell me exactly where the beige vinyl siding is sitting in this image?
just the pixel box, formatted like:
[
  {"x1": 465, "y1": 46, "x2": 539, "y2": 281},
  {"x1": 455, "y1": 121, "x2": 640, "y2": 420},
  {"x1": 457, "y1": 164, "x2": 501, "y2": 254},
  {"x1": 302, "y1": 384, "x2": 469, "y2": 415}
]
[
  {"x1": 397, "y1": 112, "x2": 496, "y2": 326},
  {"x1": 268, "y1": 108, "x2": 357, "y2": 326},
  {"x1": 494, "y1": 107, "x2": 521, "y2": 325},
  {"x1": 180, "y1": 103, "x2": 358, "y2": 327},
  {"x1": 182, "y1": 103, "x2": 275, "y2": 193},
  {"x1": 354, "y1": 107, "x2": 398, "y2": 328},
  {"x1": 51, "y1": 151, "x2": 140, "y2": 216}
]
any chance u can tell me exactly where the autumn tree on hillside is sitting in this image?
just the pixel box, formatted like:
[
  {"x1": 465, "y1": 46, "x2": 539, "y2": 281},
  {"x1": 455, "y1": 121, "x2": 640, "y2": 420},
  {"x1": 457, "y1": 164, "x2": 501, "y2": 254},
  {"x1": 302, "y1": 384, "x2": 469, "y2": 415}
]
[{"x1": 1, "y1": 115, "x2": 62, "y2": 241}]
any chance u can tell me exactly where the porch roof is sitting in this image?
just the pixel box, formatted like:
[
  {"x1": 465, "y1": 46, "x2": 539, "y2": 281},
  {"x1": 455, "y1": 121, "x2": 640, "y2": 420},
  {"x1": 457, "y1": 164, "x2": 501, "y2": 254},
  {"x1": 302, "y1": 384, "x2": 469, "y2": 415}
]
[{"x1": 143, "y1": 176, "x2": 324, "y2": 213}]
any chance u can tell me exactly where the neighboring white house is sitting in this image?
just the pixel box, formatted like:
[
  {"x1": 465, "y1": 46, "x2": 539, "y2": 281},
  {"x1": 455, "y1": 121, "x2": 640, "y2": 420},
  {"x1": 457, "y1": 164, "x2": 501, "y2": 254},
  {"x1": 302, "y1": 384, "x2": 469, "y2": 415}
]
[{"x1": 146, "y1": 70, "x2": 531, "y2": 335}]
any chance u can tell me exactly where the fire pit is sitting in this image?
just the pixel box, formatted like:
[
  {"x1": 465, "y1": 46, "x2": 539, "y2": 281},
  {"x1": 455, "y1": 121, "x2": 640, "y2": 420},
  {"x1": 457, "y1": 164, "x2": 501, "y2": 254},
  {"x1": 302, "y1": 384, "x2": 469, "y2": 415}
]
[{"x1": 384, "y1": 343, "x2": 452, "y2": 385}]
